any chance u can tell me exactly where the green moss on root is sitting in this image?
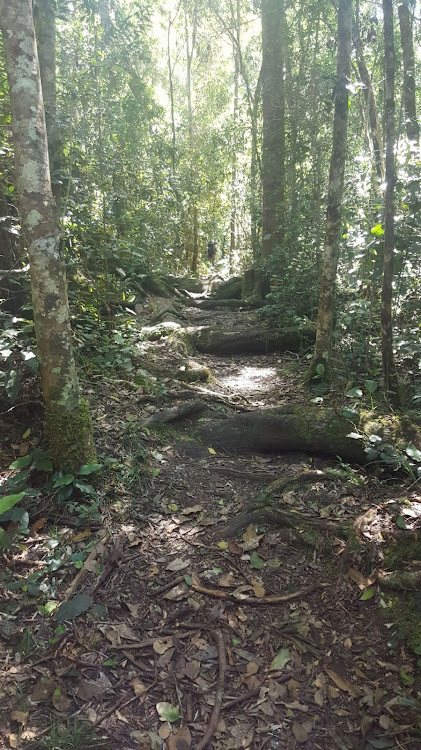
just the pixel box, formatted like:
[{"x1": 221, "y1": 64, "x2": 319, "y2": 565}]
[{"x1": 46, "y1": 398, "x2": 96, "y2": 473}]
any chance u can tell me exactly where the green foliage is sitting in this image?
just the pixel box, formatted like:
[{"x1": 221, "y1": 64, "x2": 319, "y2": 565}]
[{"x1": 26, "y1": 718, "x2": 108, "y2": 750}]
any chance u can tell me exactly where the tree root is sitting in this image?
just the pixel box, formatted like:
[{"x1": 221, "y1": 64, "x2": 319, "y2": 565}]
[
  {"x1": 195, "y1": 630, "x2": 227, "y2": 750},
  {"x1": 144, "y1": 399, "x2": 206, "y2": 425}
]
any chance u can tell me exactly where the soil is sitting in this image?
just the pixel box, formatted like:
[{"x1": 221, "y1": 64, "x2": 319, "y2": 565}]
[{"x1": 1, "y1": 292, "x2": 420, "y2": 750}]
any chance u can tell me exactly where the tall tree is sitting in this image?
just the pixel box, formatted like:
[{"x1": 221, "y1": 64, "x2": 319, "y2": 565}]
[
  {"x1": 0, "y1": 0, "x2": 95, "y2": 471},
  {"x1": 261, "y1": 0, "x2": 285, "y2": 259},
  {"x1": 397, "y1": 0, "x2": 419, "y2": 145},
  {"x1": 183, "y1": 0, "x2": 199, "y2": 274},
  {"x1": 381, "y1": 0, "x2": 400, "y2": 406},
  {"x1": 33, "y1": 0, "x2": 61, "y2": 209},
  {"x1": 308, "y1": 0, "x2": 353, "y2": 380}
]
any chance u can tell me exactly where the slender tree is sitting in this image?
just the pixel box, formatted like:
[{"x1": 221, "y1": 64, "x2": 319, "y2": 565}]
[
  {"x1": 381, "y1": 0, "x2": 400, "y2": 406},
  {"x1": 308, "y1": 0, "x2": 353, "y2": 380},
  {"x1": 0, "y1": 0, "x2": 95, "y2": 470},
  {"x1": 397, "y1": 0, "x2": 419, "y2": 146},
  {"x1": 261, "y1": 0, "x2": 285, "y2": 259},
  {"x1": 33, "y1": 0, "x2": 61, "y2": 209}
]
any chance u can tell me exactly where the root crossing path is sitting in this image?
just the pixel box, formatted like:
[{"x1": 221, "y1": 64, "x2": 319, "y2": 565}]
[{"x1": 2, "y1": 289, "x2": 419, "y2": 750}]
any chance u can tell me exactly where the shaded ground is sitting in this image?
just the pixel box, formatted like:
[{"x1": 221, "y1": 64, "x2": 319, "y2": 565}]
[{"x1": 1, "y1": 294, "x2": 420, "y2": 750}]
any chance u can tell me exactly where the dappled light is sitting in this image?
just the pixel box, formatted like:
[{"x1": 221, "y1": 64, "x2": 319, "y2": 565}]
[{"x1": 1, "y1": 0, "x2": 420, "y2": 748}]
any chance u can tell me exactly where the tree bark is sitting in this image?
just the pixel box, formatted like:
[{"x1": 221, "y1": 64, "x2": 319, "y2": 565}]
[
  {"x1": 0, "y1": 0, "x2": 95, "y2": 472},
  {"x1": 229, "y1": 0, "x2": 240, "y2": 276},
  {"x1": 354, "y1": 0, "x2": 384, "y2": 184},
  {"x1": 183, "y1": 0, "x2": 199, "y2": 275},
  {"x1": 33, "y1": 0, "x2": 61, "y2": 210},
  {"x1": 397, "y1": 0, "x2": 419, "y2": 145},
  {"x1": 261, "y1": 0, "x2": 285, "y2": 259},
  {"x1": 308, "y1": 0, "x2": 353, "y2": 380},
  {"x1": 381, "y1": 0, "x2": 400, "y2": 407}
]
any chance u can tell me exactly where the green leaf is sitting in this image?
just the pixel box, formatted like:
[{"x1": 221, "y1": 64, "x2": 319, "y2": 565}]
[
  {"x1": 55, "y1": 594, "x2": 93, "y2": 622},
  {"x1": 360, "y1": 587, "x2": 375, "y2": 601},
  {"x1": 156, "y1": 702, "x2": 181, "y2": 723},
  {"x1": 399, "y1": 669, "x2": 414, "y2": 686},
  {"x1": 0, "y1": 528, "x2": 11, "y2": 549},
  {"x1": 53, "y1": 473, "x2": 75, "y2": 488},
  {"x1": 364, "y1": 380, "x2": 378, "y2": 394},
  {"x1": 9, "y1": 455, "x2": 32, "y2": 470},
  {"x1": 73, "y1": 480, "x2": 97, "y2": 496},
  {"x1": 184, "y1": 574, "x2": 192, "y2": 586},
  {"x1": 22, "y1": 428, "x2": 31, "y2": 439},
  {"x1": 0, "y1": 492, "x2": 25, "y2": 515},
  {"x1": 341, "y1": 407, "x2": 360, "y2": 420},
  {"x1": 78, "y1": 463, "x2": 103, "y2": 475},
  {"x1": 346, "y1": 388, "x2": 363, "y2": 398},
  {"x1": 316, "y1": 364, "x2": 325, "y2": 377},
  {"x1": 250, "y1": 551, "x2": 264, "y2": 570},
  {"x1": 270, "y1": 647, "x2": 292, "y2": 670},
  {"x1": 370, "y1": 223, "x2": 384, "y2": 236},
  {"x1": 396, "y1": 516, "x2": 407, "y2": 529},
  {"x1": 5, "y1": 369, "x2": 21, "y2": 403},
  {"x1": 405, "y1": 445, "x2": 421, "y2": 462},
  {"x1": 35, "y1": 458, "x2": 53, "y2": 472}
]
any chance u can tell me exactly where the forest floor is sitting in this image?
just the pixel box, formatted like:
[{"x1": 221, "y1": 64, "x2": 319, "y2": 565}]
[{"x1": 1, "y1": 288, "x2": 421, "y2": 750}]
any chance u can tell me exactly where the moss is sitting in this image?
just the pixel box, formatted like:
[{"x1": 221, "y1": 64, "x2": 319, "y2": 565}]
[
  {"x1": 46, "y1": 398, "x2": 96, "y2": 473},
  {"x1": 384, "y1": 538, "x2": 421, "y2": 570},
  {"x1": 382, "y1": 592, "x2": 421, "y2": 654}
]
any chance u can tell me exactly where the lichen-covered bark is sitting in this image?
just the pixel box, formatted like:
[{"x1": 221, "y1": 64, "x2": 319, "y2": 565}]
[
  {"x1": 308, "y1": 0, "x2": 353, "y2": 379},
  {"x1": 0, "y1": 0, "x2": 94, "y2": 471},
  {"x1": 33, "y1": 0, "x2": 61, "y2": 207},
  {"x1": 261, "y1": 0, "x2": 285, "y2": 259},
  {"x1": 381, "y1": 0, "x2": 400, "y2": 407}
]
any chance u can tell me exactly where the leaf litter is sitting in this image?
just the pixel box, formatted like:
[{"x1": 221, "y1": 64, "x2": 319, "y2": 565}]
[{"x1": 0, "y1": 304, "x2": 420, "y2": 749}]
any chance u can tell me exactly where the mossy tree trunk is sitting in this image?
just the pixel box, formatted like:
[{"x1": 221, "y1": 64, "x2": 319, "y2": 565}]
[
  {"x1": 0, "y1": 0, "x2": 95, "y2": 472},
  {"x1": 308, "y1": 0, "x2": 352, "y2": 380}
]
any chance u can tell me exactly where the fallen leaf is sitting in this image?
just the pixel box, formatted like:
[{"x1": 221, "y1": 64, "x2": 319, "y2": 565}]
[
  {"x1": 292, "y1": 721, "x2": 309, "y2": 743},
  {"x1": 208, "y1": 447, "x2": 216, "y2": 455},
  {"x1": 251, "y1": 578, "x2": 265, "y2": 598},
  {"x1": 115, "y1": 709, "x2": 129, "y2": 723},
  {"x1": 52, "y1": 692, "x2": 71, "y2": 713},
  {"x1": 55, "y1": 594, "x2": 93, "y2": 622},
  {"x1": 158, "y1": 724, "x2": 171, "y2": 740},
  {"x1": 10, "y1": 711, "x2": 28, "y2": 727},
  {"x1": 8, "y1": 734, "x2": 18, "y2": 749},
  {"x1": 130, "y1": 677, "x2": 148, "y2": 697},
  {"x1": 30, "y1": 518, "x2": 47, "y2": 535},
  {"x1": 270, "y1": 648, "x2": 291, "y2": 671},
  {"x1": 218, "y1": 573, "x2": 235, "y2": 587},
  {"x1": 156, "y1": 702, "x2": 181, "y2": 723},
  {"x1": 228, "y1": 541, "x2": 242, "y2": 555},
  {"x1": 348, "y1": 567, "x2": 375, "y2": 590},
  {"x1": 249, "y1": 551, "x2": 264, "y2": 570},
  {"x1": 30, "y1": 678, "x2": 58, "y2": 704},
  {"x1": 164, "y1": 584, "x2": 189, "y2": 601},
  {"x1": 245, "y1": 661, "x2": 259, "y2": 676},
  {"x1": 182, "y1": 505, "x2": 203, "y2": 514},
  {"x1": 325, "y1": 668, "x2": 359, "y2": 698},
  {"x1": 314, "y1": 689, "x2": 324, "y2": 706},
  {"x1": 168, "y1": 725, "x2": 192, "y2": 749},
  {"x1": 153, "y1": 637, "x2": 174, "y2": 654},
  {"x1": 166, "y1": 558, "x2": 190, "y2": 572}
]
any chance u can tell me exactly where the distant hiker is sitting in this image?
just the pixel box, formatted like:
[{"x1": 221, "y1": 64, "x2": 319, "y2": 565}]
[{"x1": 207, "y1": 240, "x2": 217, "y2": 266}]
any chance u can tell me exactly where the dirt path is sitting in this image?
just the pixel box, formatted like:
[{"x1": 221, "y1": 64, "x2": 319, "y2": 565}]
[{"x1": 1, "y1": 298, "x2": 420, "y2": 750}]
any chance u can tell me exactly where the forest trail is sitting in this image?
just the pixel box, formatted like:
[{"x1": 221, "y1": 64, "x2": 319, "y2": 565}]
[{"x1": 1, "y1": 288, "x2": 420, "y2": 750}]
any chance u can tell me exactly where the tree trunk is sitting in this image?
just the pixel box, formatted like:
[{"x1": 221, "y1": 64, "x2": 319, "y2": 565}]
[
  {"x1": 0, "y1": 0, "x2": 95, "y2": 472},
  {"x1": 229, "y1": 9, "x2": 240, "y2": 276},
  {"x1": 183, "y1": 1, "x2": 199, "y2": 275},
  {"x1": 33, "y1": 0, "x2": 61, "y2": 210},
  {"x1": 261, "y1": 0, "x2": 285, "y2": 259},
  {"x1": 250, "y1": 68, "x2": 262, "y2": 259},
  {"x1": 308, "y1": 0, "x2": 353, "y2": 380},
  {"x1": 381, "y1": 0, "x2": 400, "y2": 407},
  {"x1": 354, "y1": 0, "x2": 384, "y2": 185},
  {"x1": 397, "y1": 0, "x2": 419, "y2": 145}
]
